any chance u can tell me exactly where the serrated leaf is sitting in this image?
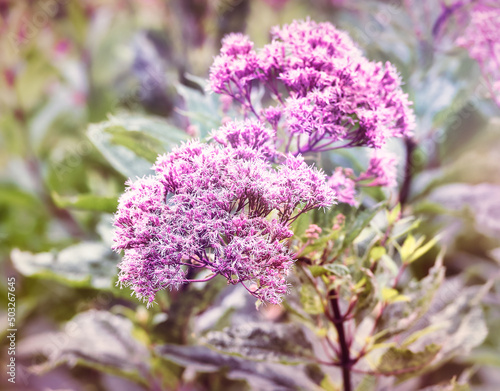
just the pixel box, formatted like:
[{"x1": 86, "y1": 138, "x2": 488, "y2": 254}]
[
  {"x1": 377, "y1": 256, "x2": 445, "y2": 341},
  {"x1": 309, "y1": 264, "x2": 350, "y2": 278},
  {"x1": 11, "y1": 242, "x2": 118, "y2": 289},
  {"x1": 324, "y1": 263, "x2": 350, "y2": 277},
  {"x1": 376, "y1": 344, "x2": 440, "y2": 376},
  {"x1": 203, "y1": 322, "x2": 315, "y2": 363},
  {"x1": 404, "y1": 283, "x2": 488, "y2": 368},
  {"x1": 353, "y1": 271, "x2": 378, "y2": 323},
  {"x1": 52, "y1": 192, "x2": 118, "y2": 213}
]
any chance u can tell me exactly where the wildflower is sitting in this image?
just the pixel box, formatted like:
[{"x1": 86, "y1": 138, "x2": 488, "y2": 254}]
[
  {"x1": 456, "y1": 5, "x2": 500, "y2": 106},
  {"x1": 305, "y1": 224, "x2": 322, "y2": 240},
  {"x1": 209, "y1": 33, "x2": 259, "y2": 107},
  {"x1": 358, "y1": 150, "x2": 398, "y2": 187},
  {"x1": 209, "y1": 19, "x2": 415, "y2": 153},
  {"x1": 211, "y1": 119, "x2": 276, "y2": 158},
  {"x1": 113, "y1": 140, "x2": 335, "y2": 305},
  {"x1": 328, "y1": 168, "x2": 357, "y2": 206}
]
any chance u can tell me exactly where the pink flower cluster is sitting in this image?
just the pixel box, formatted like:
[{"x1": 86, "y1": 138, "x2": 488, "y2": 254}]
[
  {"x1": 209, "y1": 19, "x2": 414, "y2": 203},
  {"x1": 209, "y1": 19, "x2": 415, "y2": 151},
  {"x1": 456, "y1": 5, "x2": 500, "y2": 107},
  {"x1": 211, "y1": 119, "x2": 276, "y2": 158},
  {"x1": 113, "y1": 135, "x2": 335, "y2": 305}
]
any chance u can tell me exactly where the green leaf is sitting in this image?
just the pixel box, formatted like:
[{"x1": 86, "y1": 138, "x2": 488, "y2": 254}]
[
  {"x1": 300, "y1": 284, "x2": 324, "y2": 315},
  {"x1": 320, "y1": 374, "x2": 340, "y2": 391},
  {"x1": 52, "y1": 192, "x2": 118, "y2": 213},
  {"x1": 387, "y1": 203, "x2": 401, "y2": 225},
  {"x1": 369, "y1": 247, "x2": 386, "y2": 262},
  {"x1": 376, "y1": 344, "x2": 441, "y2": 376},
  {"x1": 309, "y1": 264, "x2": 350, "y2": 278},
  {"x1": 203, "y1": 322, "x2": 315, "y2": 364},
  {"x1": 354, "y1": 375, "x2": 377, "y2": 391},
  {"x1": 353, "y1": 270, "x2": 378, "y2": 323},
  {"x1": 175, "y1": 75, "x2": 223, "y2": 138},
  {"x1": 292, "y1": 212, "x2": 312, "y2": 239},
  {"x1": 15, "y1": 53, "x2": 57, "y2": 111},
  {"x1": 405, "y1": 235, "x2": 441, "y2": 265},
  {"x1": 399, "y1": 234, "x2": 417, "y2": 262},
  {"x1": 88, "y1": 114, "x2": 188, "y2": 178},
  {"x1": 381, "y1": 287, "x2": 410, "y2": 304},
  {"x1": 324, "y1": 263, "x2": 350, "y2": 277},
  {"x1": 377, "y1": 256, "x2": 445, "y2": 341},
  {"x1": 342, "y1": 204, "x2": 384, "y2": 252},
  {"x1": 11, "y1": 242, "x2": 118, "y2": 289},
  {"x1": 398, "y1": 234, "x2": 440, "y2": 265}
]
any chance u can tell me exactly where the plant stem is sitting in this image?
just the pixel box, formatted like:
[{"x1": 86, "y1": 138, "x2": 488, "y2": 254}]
[
  {"x1": 398, "y1": 137, "x2": 417, "y2": 205},
  {"x1": 329, "y1": 288, "x2": 352, "y2": 391}
]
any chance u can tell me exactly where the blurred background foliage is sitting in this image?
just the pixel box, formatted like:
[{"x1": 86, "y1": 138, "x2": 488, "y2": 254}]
[{"x1": 1, "y1": 0, "x2": 500, "y2": 390}]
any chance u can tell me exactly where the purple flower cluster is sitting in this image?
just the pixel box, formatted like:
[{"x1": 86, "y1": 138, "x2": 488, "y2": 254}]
[
  {"x1": 456, "y1": 5, "x2": 500, "y2": 107},
  {"x1": 211, "y1": 119, "x2": 276, "y2": 158},
  {"x1": 209, "y1": 19, "x2": 414, "y2": 203},
  {"x1": 209, "y1": 19, "x2": 415, "y2": 152},
  {"x1": 358, "y1": 151, "x2": 398, "y2": 188},
  {"x1": 113, "y1": 136, "x2": 335, "y2": 305}
]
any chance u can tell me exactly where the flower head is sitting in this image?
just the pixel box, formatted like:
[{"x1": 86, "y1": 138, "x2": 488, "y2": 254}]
[
  {"x1": 114, "y1": 140, "x2": 335, "y2": 305},
  {"x1": 358, "y1": 150, "x2": 398, "y2": 188},
  {"x1": 211, "y1": 119, "x2": 276, "y2": 158},
  {"x1": 209, "y1": 19, "x2": 415, "y2": 153},
  {"x1": 328, "y1": 168, "x2": 357, "y2": 206}
]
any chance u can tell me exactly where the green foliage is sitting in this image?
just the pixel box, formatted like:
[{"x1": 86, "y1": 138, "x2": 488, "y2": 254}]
[
  {"x1": 88, "y1": 114, "x2": 189, "y2": 178},
  {"x1": 175, "y1": 75, "x2": 225, "y2": 139},
  {"x1": 52, "y1": 192, "x2": 118, "y2": 213},
  {"x1": 11, "y1": 242, "x2": 118, "y2": 289},
  {"x1": 376, "y1": 344, "x2": 441, "y2": 376}
]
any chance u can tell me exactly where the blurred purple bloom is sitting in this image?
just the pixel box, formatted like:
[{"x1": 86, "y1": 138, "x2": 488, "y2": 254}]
[
  {"x1": 358, "y1": 150, "x2": 398, "y2": 188},
  {"x1": 113, "y1": 140, "x2": 335, "y2": 305},
  {"x1": 456, "y1": 5, "x2": 500, "y2": 106},
  {"x1": 327, "y1": 168, "x2": 357, "y2": 206}
]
